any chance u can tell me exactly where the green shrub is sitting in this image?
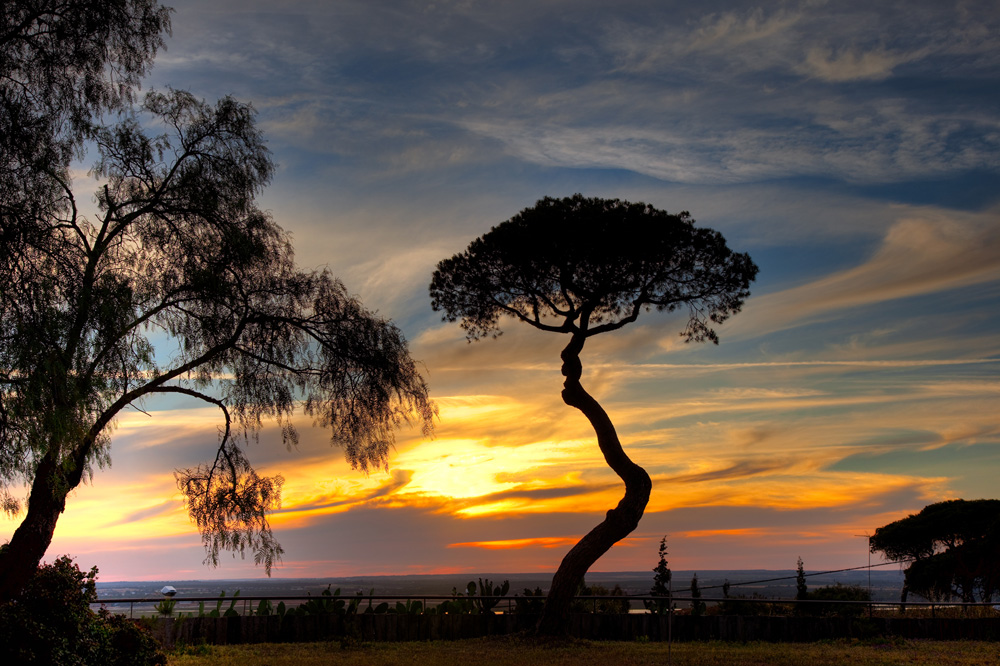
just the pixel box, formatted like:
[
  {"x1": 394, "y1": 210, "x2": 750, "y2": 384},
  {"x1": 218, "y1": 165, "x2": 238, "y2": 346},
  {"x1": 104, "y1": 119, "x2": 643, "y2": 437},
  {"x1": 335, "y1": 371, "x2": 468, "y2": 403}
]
[
  {"x1": 513, "y1": 587, "x2": 545, "y2": 614},
  {"x1": 94, "y1": 610, "x2": 167, "y2": 666},
  {"x1": 571, "y1": 580, "x2": 631, "y2": 614},
  {"x1": 716, "y1": 592, "x2": 783, "y2": 616},
  {"x1": 153, "y1": 597, "x2": 176, "y2": 616},
  {"x1": 689, "y1": 574, "x2": 706, "y2": 617},
  {"x1": 807, "y1": 583, "x2": 871, "y2": 617},
  {"x1": 473, "y1": 578, "x2": 510, "y2": 614},
  {"x1": 0, "y1": 555, "x2": 165, "y2": 665},
  {"x1": 436, "y1": 579, "x2": 510, "y2": 615}
]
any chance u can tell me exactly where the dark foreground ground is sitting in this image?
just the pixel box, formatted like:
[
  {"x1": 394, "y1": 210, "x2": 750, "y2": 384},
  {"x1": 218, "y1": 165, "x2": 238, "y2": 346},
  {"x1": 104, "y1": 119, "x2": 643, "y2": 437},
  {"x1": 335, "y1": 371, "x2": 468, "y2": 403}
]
[{"x1": 167, "y1": 636, "x2": 1000, "y2": 666}]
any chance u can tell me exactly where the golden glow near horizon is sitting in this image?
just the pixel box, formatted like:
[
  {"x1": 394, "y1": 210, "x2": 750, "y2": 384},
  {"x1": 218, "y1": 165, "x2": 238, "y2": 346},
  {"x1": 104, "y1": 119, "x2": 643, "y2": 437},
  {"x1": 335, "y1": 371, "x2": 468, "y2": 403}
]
[
  {"x1": 24, "y1": 385, "x2": 963, "y2": 542},
  {"x1": 4, "y1": 333, "x2": 996, "y2": 578}
]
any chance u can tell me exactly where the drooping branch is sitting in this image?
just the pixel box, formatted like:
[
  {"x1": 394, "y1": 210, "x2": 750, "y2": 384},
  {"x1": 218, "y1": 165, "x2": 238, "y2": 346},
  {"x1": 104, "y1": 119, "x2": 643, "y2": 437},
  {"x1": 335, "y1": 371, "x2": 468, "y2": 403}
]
[{"x1": 157, "y1": 385, "x2": 287, "y2": 574}]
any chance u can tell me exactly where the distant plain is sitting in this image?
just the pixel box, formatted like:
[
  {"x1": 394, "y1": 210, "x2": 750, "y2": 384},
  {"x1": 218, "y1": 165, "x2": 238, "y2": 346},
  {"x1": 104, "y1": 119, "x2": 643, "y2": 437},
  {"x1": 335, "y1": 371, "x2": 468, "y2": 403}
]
[{"x1": 99, "y1": 569, "x2": 907, "y2": 601}]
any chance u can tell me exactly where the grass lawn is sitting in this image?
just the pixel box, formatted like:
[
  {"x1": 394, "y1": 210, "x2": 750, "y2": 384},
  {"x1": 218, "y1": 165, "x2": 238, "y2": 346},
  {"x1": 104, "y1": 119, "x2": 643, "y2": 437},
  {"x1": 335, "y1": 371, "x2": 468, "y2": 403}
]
[{"x1": 167, "y1": 636, "x2": 1000, "y2": 665}]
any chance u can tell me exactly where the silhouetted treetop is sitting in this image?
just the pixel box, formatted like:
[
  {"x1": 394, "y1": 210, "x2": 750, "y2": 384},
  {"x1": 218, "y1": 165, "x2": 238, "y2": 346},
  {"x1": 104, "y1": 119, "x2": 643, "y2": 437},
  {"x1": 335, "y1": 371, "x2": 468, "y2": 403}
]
[
  {"x1": 429, "y1": 194, "x2": 758, "y2": 343},
  {"x1": 871, "y1": 499, "x2": 1000, "y2": 561},
  {"x1": 870, "y1": 499, "x2": 1000, "y2": 603},
  {"x1": 1, "y1": 0, "x2": 170, "y2": 226},
  {"x1": 429, "y1": 194, "x2": 757, "y2": 635}
]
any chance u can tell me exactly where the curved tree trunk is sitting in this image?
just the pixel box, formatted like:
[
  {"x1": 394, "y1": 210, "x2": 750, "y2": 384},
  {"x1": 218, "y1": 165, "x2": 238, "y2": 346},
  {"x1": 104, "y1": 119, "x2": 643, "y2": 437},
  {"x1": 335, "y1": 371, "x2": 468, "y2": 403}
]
[
  {"x1": 536, "y1": 334, "x2": 652, "y2": 636},
  {"x1": 0, "y1": 447, "x2": 80, "y2": 602}
]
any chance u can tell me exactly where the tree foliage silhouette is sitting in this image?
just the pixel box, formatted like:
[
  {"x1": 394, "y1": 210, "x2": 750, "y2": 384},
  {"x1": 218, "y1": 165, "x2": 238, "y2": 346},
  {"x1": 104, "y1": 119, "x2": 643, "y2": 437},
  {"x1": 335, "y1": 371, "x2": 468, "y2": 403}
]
[
  {"x1": 689, "y1": 573, "x2": 706, "y2": 616},
  {"x1": 1, "y1": 0, "x2": 170, "y2": 259},
  {"x1": 644, "y1": 535, "x2": 673, "y2": 615},
  {"x1": 0, "y1": 1, "x2": 434, "y2": 602},
  {"x1": 429, "y1": 194, "x2": 757, "y2": 634},
  {"x1": 796, "y1": 557, "x2": 808, "y2": 599},
  {"x1": 870, "y1": 499, "x2": 1000, "y2": 603}
]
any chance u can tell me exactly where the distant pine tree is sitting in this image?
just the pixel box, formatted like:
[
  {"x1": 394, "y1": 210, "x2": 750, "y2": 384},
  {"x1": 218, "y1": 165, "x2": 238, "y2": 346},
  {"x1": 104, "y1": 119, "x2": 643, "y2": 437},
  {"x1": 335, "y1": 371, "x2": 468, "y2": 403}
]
[
  {"x1": 645, "y1": 536, "x2": 672, "y2": 614},
  {"x1": 690, "y1": 573, "x2": 706, "y2": 616},
  {"x1": 796, "y1": 557, "x2": 809, "y2": 600}
]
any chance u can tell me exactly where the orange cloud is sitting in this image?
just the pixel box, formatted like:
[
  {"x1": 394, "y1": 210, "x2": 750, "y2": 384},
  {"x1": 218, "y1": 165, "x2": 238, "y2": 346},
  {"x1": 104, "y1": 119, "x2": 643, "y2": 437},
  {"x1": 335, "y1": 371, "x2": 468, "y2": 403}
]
[
  {"x1": 674, "y1": 527, "x2": 777, "y2": 539},
  {"x1": 448, "y1": 536, "x2": 580, "y2": 550}
]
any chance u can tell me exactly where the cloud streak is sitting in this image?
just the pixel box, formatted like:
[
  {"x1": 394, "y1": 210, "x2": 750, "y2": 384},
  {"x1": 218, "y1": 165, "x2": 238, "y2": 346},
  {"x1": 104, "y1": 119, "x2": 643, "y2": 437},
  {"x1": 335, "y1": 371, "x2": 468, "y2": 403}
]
[
  {"x1": 729, "y1": 208, "x2": 1000, "y2": 337},
  {"x1": 448, "y1": 537, "x2": 581, "y2": 550}
]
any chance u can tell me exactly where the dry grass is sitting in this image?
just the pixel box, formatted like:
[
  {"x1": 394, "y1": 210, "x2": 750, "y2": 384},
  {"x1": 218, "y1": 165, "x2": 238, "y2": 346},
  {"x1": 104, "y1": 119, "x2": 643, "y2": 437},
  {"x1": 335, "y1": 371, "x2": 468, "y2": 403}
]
[{"x1": 168, "y1": 636, "x2": 1000, "y2": 666}]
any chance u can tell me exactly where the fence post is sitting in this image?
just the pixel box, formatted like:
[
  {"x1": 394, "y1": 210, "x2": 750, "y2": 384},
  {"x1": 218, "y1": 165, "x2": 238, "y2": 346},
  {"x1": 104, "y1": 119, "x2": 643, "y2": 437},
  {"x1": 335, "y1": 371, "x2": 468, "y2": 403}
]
[{"x1": 667, "y1": 585, "x2": 673, "y2": 666}]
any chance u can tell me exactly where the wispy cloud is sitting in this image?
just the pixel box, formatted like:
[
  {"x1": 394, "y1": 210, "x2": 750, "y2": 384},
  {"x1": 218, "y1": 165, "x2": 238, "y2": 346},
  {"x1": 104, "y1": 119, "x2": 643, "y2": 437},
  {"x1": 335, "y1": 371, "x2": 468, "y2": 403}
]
[
  {"x1": 274, "y1": 469, "x2": 413, "y2": 520},
  {"x1": 109, "y1": 501, "x2": 182, "y2": 527},
  {"x1": 156, "y1": 0, "x2": 1000, "y2": 191},
  {"x1": 659, "y1": 460, "x2": 795, "y2": 485},
  {"x1": 800, "y1": 45, "x2": 925, "y2": 82},
  {"x1": 729, "y1": 207, "x2": 1000, "y2": 337}
]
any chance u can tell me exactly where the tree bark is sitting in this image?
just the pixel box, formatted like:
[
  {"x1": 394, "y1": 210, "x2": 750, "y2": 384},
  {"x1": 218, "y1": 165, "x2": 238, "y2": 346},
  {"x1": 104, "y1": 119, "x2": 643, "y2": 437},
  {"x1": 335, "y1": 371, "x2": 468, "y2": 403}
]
[
  {"x1": 535, "y1": 334, "x2": 652, "y2": 635},
  {"x1": 0, "y1": 449, "x2": 78, "y2": 602}
]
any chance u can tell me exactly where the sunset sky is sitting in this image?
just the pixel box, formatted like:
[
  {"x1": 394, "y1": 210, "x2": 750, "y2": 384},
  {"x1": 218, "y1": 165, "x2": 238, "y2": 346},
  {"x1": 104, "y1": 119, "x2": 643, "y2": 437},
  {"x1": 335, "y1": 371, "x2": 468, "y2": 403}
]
[{"x1": 5, "y1": 0, "x2": 999, "y2": 582}]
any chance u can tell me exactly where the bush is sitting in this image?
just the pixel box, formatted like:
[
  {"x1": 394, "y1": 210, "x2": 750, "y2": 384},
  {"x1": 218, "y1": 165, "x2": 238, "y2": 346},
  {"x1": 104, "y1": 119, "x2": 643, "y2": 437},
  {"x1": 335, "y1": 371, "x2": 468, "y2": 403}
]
[
  {"x1": 689, "y1": 574, "x2": 706, "y2": 617},
  {"x1": 806, "y1": 583, "x2": 871, "y2": 617},
  {"x1": 513, "y1": 587, "x2": 545, "y2": 614},
  {"x1": 571, "y1": 580, "x2": 631, "y2": 614},
  {"x1": 94, "y1": 610, "x2": 167, "y2": 666},
  {"x1": 0, "y1": 555, "x2": 165, "y2": 665},
  {"x1": 716, "y1": 592, "x2": 785, "y2": 616}
]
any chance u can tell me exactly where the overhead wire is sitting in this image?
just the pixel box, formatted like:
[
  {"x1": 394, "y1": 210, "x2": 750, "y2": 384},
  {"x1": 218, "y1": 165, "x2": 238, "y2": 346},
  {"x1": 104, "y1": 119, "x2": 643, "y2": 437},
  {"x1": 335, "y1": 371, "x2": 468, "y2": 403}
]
[{"x1": 699, "y1": 559, "x2": 914, "y2": 591}]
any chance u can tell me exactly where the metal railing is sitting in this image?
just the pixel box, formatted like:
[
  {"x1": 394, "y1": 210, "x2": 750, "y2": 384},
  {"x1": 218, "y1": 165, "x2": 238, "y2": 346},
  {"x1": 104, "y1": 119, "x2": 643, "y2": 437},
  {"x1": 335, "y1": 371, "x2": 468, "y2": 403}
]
[{"x1": 91, "y1": 594, "x2": 1000, "y2": 619}]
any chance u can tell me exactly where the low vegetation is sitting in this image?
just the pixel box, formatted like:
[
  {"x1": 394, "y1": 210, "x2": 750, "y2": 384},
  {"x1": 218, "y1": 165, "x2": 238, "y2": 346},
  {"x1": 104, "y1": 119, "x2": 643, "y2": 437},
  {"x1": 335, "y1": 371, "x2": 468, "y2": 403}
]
[
  {"x1": 167, "y1": 637, "x2": 1000, "y2": 666},
  {"x1": 0, "y1": 555, "x2": 164, "y2": 665}
]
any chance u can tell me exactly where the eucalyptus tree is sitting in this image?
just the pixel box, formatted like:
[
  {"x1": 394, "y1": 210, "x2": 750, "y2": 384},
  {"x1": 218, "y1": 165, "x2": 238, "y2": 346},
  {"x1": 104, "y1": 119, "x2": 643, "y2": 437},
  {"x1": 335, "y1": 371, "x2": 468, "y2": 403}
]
[
  {"x1": 1, "y1": 1, "x2": 434, "y2": 603},
  {"x1": 429, "y1": 194, "x2": 757, "y2": 634},
  {"x1": 2, "y1": 0, "x2": 170, "y2": 262}
]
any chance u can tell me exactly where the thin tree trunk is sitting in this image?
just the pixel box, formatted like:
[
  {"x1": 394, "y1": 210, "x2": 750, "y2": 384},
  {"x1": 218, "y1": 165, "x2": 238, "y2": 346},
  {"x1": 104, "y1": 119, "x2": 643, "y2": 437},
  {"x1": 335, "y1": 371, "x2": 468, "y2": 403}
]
[
  {"x1": 536, "y1": 334, "x2": 652, "y2": 636},
  {"x1": 0, "y1": 450, "x2": 76, "y2": 602}
]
